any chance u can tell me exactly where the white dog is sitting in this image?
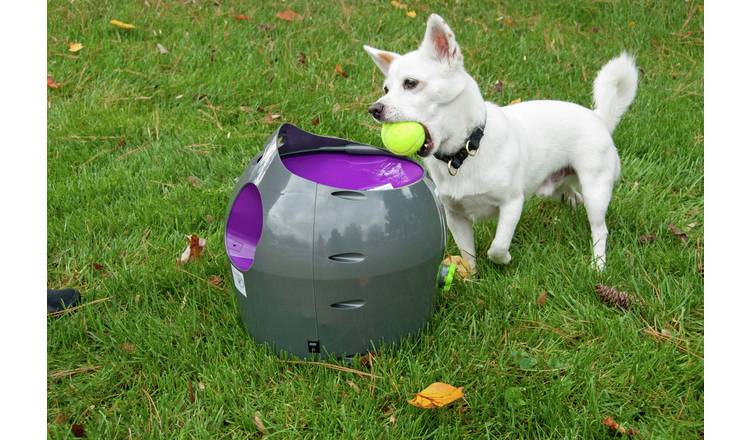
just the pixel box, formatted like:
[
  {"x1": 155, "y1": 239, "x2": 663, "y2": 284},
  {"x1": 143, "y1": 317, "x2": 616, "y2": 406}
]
[{"x1": 364, "y1": 14, "x2": 638, "y2": 271}]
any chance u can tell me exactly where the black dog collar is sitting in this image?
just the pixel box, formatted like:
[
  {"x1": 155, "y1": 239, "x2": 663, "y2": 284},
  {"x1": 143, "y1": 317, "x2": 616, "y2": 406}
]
[{"x1": 432, "y1": 125, "x2": 485, "y2": 175}]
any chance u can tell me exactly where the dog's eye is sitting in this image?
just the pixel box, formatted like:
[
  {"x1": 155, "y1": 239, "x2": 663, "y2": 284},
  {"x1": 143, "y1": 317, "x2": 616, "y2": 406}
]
[
  {"x1": 403, "y1": 78, "x2": 419, "y2": 90},
  {"x1": 383, "y1": 85, "x2": 389, "y2": 94}
]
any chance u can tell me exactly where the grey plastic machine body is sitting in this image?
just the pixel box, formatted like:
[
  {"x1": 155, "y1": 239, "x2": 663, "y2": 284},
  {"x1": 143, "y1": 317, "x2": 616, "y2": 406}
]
[{"x1": 224, "y1": 124, "x2": 446, "y2": 359}]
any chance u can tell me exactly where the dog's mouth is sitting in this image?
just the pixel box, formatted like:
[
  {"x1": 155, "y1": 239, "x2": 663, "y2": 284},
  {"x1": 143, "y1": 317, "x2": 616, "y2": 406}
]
[{"x1": 417, "y1": 124, "x2": 434, "y2": 157}]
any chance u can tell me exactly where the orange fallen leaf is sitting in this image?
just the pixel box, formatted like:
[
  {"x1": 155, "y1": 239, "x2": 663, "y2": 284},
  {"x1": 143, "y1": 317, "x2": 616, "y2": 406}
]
[
  {"x1": 390, "y1": 0, "x2": 407, "y2": 10},
  {"x1": 47, "y1": 75, "x2": 61, "y2": 89},
  {"x1": 335, "y1": 64, "x2": 348, "y2": 78},
  {"x1": 178, "y1": 234, "x2": 206, "y2": 264},
  {"x1": 234, "y1": 15, "x2": 251, "y2": 21},
  {"x1": 406, "y1": 10, "x2": 417, "y2": 18},
  {"x1": 509, "y1": 98, "x2": 522, "y2": 105},
  {"x1": 408, "y1": 382, "x2": 464, "y2": 409},
  {"x1": 208, "y1": 275, "x2": 223, "y2": 286},
  {"x1": 110, "y1": 19, "x2": 136, "y2": 30},
  {"x1": 441, "y1": 255, "x2": 475, "y2": 279},
  {"x1": 536, "y1": 291, "x2": 547, "y2": 307},
  {"x1": 68, "y1": 42, "x2": 83, "y2": 53},
  {"x1": 276, "y1": 9, "x2": 301, "y2": 22}
]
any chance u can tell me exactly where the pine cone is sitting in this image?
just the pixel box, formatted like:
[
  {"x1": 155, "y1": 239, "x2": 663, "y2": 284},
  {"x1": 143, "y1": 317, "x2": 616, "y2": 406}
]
[{"x1": 595, "y1": 284, "x2": 630, "y2": 309}]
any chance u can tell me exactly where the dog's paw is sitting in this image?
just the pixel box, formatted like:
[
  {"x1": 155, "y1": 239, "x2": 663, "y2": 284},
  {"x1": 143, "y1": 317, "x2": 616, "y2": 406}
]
[
  {"x1": 487, "y1": 247, "x2": 512, "y2": 265},
  {"x1": 561, "y1": 191, "x2": 583, "y2": 209}
]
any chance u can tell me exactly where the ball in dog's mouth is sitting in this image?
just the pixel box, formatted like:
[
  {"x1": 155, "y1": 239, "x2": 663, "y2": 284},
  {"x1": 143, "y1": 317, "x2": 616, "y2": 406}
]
[{"x1": 417, "y1": 124, "x2": 433, "y2": 157}]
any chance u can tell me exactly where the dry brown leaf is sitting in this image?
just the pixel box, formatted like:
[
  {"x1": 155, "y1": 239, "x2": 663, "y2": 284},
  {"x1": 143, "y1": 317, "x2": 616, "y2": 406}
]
[
  {"x1": 638, "y1": 233, "x2": 657, "y2": 243},
  {"x1": 359, "y1": 352, "x2": 375, "y2": 369},
  {"x1": 121, "y1": 342, "x2": 135, "y2": 353},
  {"x1": 187, "y1": 380, "x2": 195, "y2": 403},
  {"x1": 48, "y1": 75, "x2": 61, "y2": 89},
  {"x1": 92, "y1": 262, "x2": 106, "y2": 271},
  {"x1": 178, "y1": 234, "x2": 206, "y2": 264},
  {"x1": 297, "y1": 51, "x2": 307, "y2": 65},
  {"x1": 536, "y1": 291, "x2": 547, "y2": 307},
  {"x1": 276, "y1": 9, "x2": 301, "y2": 22},
  {"x1": 233, "y1": 15, "x2": 251, "y2": 21},
  {"x1": 253, "y1": 411, "x2": 267, "y2": 435},
  {"x1": 602, "y1": 416, "x2": 639, "y2": 436},
  {"x1": 68, "y1": 42, "x2": 83, "y2": 53},
  {"x1": 335, "y1": 64, "x2": 348, "y2": 78},
  {"x1": 503, "y1": 16, "x2": 514, "y2": 27},
  {"x1": 408, "y1": 382, "x2": 464, "y2": 409},
  {"x1": 258, "y1": 23, "x2": 275, "y2": 32},
  {"x1": 509, "y1": 98, "x2": 522, "y2": 105},
  {"x1": 668, "y1": 224, "x2": 689, "y2": 243},
  {"x1": 263, "y1": 113, "x2": 282, "y2": 123},
  {"x1": 208, "y1": 275, "x2": 223, "y2": 286},
  {"x1": 406, "y1": 10, "x2": 417, "y2": 18},
  {"x1": 441, "y1": 255, "x2": 476, "y2": 279},
  {"x1": 311, "y1": 115, "x2": 320, "y2": 126},
  {"x1": 493, "y1": 80, "x2": 504, "y2": 94},
  {"x1": 110, "y1": 19, "x2": 136, "y2": 30},
  {"x1": 390, "y1": 0, "x2": 407, "y2": 10},
  {"x1": 54, "y1": 412, "x2": 67, "y2": 425},
  {"x1": 71, "y1": 423, "x2": 86, "y2": 438},
  {"x1": 187, "y1": 175, "x2": 202, "y2": 187}
]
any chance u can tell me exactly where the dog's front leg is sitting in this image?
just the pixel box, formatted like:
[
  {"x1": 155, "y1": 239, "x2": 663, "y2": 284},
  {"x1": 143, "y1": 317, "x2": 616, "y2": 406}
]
[
  {"x1": 445, "y1": 207, "x2": 477, "y2": 272},
  {"x1": 487, "y1": 196, "x2": 524, "y2": 265}
]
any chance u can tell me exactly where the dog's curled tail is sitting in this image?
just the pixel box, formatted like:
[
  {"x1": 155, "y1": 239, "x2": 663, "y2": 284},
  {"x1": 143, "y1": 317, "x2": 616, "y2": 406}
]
[{"x1": 593, "y1": 52, "x2": 639, "y2": 134}]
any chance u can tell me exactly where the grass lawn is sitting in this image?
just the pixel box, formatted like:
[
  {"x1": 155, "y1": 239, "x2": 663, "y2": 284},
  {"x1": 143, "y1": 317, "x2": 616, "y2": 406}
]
[{"x1": 47, "y1": 0, "x2": 703, "y2": 438}]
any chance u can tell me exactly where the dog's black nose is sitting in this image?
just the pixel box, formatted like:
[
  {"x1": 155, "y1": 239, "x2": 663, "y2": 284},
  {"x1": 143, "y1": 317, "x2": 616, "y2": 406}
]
[{"x1": 368, "y1": 102, "x2": 385, "y2": 121}]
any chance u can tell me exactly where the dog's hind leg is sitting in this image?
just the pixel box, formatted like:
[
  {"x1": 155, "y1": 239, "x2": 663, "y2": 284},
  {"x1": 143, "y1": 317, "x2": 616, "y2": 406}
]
[
  {"x1": 445, "y1": 207, "x2": 478, "y2": 272},
  {"x1": 487, "y1": 195, "x2": 524, "y2": 265},
  {"x1": 579, "y1": 174, "x2": 614, "y2": 271}
]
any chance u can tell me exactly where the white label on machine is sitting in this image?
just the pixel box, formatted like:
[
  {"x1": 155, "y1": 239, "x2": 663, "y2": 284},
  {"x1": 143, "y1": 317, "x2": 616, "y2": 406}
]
[{"x1": 231, "y1": 265, "x2": 247, "y2": 297}]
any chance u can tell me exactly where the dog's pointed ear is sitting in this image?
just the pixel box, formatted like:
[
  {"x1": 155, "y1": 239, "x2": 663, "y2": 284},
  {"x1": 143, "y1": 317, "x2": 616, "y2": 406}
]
[
  {"x1": 363, "y1": 45, "x2": 401, "y2": 75},
  {"x1": 419, "y1": 14, "x2": 463, "y2": 65}
]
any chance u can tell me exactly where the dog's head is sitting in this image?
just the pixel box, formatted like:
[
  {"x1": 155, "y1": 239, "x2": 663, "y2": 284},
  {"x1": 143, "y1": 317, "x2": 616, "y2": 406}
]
[{"x1": 364, "y1": 14, "x2": 485, "y2": 157}]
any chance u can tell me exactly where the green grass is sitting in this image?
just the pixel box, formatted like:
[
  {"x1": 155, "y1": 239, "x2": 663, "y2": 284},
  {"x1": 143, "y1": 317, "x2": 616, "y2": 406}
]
[{"x1": 47, "y1": 0, "x2": 703, "y2": 438}]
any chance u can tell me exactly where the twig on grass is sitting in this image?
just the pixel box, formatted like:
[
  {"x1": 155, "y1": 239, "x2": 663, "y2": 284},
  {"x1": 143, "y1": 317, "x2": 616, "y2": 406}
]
[
  {"x1": 142, "y1": 387, "x2": 162, "y2": 429},
  {"x1": 282, "y1": 360, "x2": 382, "y2": 379},
  {"x1": 47, "y1": 296, "x2": 112, "y2": 318},
  {"x1": 48, "y1": 365, "x2": 102, "y2": 380}
]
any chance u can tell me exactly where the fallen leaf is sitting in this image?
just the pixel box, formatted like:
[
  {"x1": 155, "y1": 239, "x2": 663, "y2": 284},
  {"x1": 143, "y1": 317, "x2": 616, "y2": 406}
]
[
  {"x1": 276, "y1": 9, "x2": 301, "y2": 22},
  {"x1": 110, "y1": 19, "x2": 136, "y2": 30},
  {"x1": 178, "y1": 234, "x2": 206, "y2": 264},
  {"x1": 536, "y1": 291, "x2": 547, "y2": 307},
  {"x1": 441, "y1": 255, "x2": 476, "y2": 279},
  {"x1": 595, "y1": 284, "x2": 630, "y2": 309},
  {"x1": 258, "y1": 23, "x2": 275, "y2": 32},
  {"x1": 509, "y1": 98, "x2": 522, "y2": 105},
  {"x1": 233, "y1": 14, "x2": 251, "y2": 21},
  {"x1": 311, "y1": 115, "x2": 320, "y2": 126},
  {"x1": 389, "y1": 414, "x2": 396, "y2": 424},
  {"x1": 346, "y1": 379, "x2": 361, "y2": 394},
  {"x1": 406, "y1": 10, "x2": 417, "y2": 18},
  {"x1": 71, "y1": 423, "x2": 86, "y2": 438},
  {"x1": 68, "y1": 42, "x2": 83, "y2": 53},
  {"x1": 390, "y1": 1, "x2": 407, "y2": 10},
  {"x1": 297, "y1": 51, "x2": 307, "y2": 65},
  {"x1": 359, "y1": 352, "x2": 375, "y2": 369},
  {"x1": 253, "y1": 411, "x2": 267, "y2": 435},
  {"x1": 503, "y1": 17, "x2": 514, "y2": 27},
  {"x1": 335, "y1": 64, "x2": 348, "y2": 78},
  {"x1": 187, "y1": 175, "x2": 202, "y2": 187},
  {"x1": 493, "y1": 80, "x2": 504, "y2": 94},
  {"x1": 263, "y1": 113, "x2": 282, "y2": 123},
  {"x1": 54, "y1": 412, "x2": 66, "y2": 425},
  {"x1": 208, "y1": 275, "x2": 222, "y2": 286},
  {"x1": 187, "y1": 380, "x2": 195, "y2": 403},
  {"x1": 408, "y1": 382, "x2": 464, "y2": 409},
  {"x1": 684, "y1": 222, "x2": 698, "y2": 232},
  {"x1": 156, "y1": 43, "x2": 168, "y2": 54},
  {"x1": 668, "y1": 224, "x2": 689, "y2": 243},
  {"x1": 602, "y1": 416, "x2": 639, "y2": 436},
  {"x1": 591, "y1": 26, "x2": 599, "y2": 33},
  {"x1": 92, "y1": 262, "x2": 106, "y2": 271},
  {"x1": 638, "y1": 233, "x2": 657, "y2": 243},
  {"x1": 121, "y1": 342, "x2": 135, "y2": 353},
  {"x1": 48, "y1": 75, "x2": 61, "y2": 89}
]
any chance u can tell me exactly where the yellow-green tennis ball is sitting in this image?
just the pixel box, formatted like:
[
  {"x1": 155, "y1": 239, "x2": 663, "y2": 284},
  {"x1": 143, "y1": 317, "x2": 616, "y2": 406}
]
[{"x1": 381, "y1": 122, "x2": 425, "y2": 156}]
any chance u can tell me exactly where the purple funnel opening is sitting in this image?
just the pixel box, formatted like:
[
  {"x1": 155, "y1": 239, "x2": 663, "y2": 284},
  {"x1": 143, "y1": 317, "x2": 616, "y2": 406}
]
[
  {"x1": 281, "y1": 152, "x2": 423, "y2": 190},
  {"x1": 225, "y1": 183, "x2": 263, "y2": 271}
]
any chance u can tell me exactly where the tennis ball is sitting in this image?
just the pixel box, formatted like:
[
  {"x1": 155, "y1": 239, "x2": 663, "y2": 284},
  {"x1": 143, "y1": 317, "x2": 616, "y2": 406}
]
[{"x1": 381, "y1": 122, "x2": 425, "y2": 156}]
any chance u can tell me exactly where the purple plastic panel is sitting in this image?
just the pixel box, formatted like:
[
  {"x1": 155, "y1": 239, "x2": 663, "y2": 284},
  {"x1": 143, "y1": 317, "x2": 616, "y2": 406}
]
[
  {"x1": 226, "y1": 183, "x2": 263, "y2": 271},
  {"x1": 281, "y1": 152, "x2": 424, "y2": 190}
]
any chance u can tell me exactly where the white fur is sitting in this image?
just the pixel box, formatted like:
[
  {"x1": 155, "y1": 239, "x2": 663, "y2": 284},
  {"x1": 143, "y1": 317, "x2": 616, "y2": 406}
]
[{"x1": 365, "y1": 14, "x2": 638, "y2": 271}]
